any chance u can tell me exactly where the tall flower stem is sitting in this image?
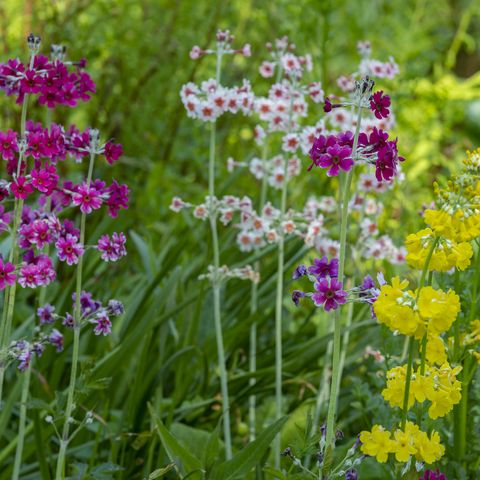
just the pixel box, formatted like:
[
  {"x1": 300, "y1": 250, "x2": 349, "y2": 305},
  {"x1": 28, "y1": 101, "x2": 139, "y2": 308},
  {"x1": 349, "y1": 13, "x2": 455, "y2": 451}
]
[
  {"x1": 12, "y1": 363, "x2": 32, "y2": 480},
  {"x1": 55, "y1": 148, "x2": 96, "y2": 480},
  {"x1": 401, "y1": 238, "x2": 438, "y2": 430},
  {"x1": 249, "y1": 142, "x2": 269, "y2": 442},
  {"x1": 273, "y1": 79, "x2": 296, "y2": 469},
  {"x1": 207, "y1": 49, "x2": 232, "y2": 460},
  {"x1": 0, "y1": 51, "x2": 34, "y2": 406},
  {"x1": 323, "y1": 105, "x2": 363, "y2": 464}
]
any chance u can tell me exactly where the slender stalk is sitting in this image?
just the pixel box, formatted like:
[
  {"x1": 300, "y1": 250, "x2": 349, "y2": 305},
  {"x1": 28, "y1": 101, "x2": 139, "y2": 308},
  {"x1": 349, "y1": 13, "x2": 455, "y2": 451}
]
[
  {"x1": 207, "y1": 48, "x2": 232, "y2": 460},
  {"x1": 273, "y1": 78, "x2": 296, "y2": 469},
  {"x1": 401, "y1": 238, "x2": 438, "y2": 430},
  {"x1": 55, "y1": 148, "x2": 96, "y2": 479},
  {"x1": 249, "y1": 142, "x2": 269, "y2": 442},
  {"x1": 323, "y1": 105, "x2": 363, "y2": 462},
  {"x1": 12, "y1": 363, "x2": 32, "y2": 480}
]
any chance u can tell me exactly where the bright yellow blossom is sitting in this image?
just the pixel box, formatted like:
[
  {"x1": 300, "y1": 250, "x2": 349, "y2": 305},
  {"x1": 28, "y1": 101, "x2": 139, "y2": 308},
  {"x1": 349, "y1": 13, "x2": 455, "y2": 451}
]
[{"x1": 359, "y1": 425, "x2": 395, "y2": 463}]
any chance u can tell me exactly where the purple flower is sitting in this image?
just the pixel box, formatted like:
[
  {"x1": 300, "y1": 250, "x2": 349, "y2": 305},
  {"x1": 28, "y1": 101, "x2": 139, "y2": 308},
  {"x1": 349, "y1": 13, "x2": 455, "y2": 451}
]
[
  {"x1": 48, "y1": 329, "x2": 64, "y2": 352},
  {"x1": 345, "y1": 469, "x2": 358, "y2": 480},
  {"x1": 105, "y1": 180, "x2": 129, "y2": 218},
  {"x1": 17, "y1": 348, "x2": 31, "y2": 371},
  {"x1": 0, "y1": 129, "x2": 18, "y2": 160},
  {"x1": 317, "y1": 144, "x2": 354, "y2": 177},
  {"x1": 97, "y1": 232, "x2": 127, "y2": 262},
  {"x1": 419, "y1": 470, "x2": 447, "y2": 480},
  {"x1": 72, "y1": 183, "x2": 103, "y2": 214},
  {"x1": 361, "y1": 275, "x2": 375, "y2": 290},
  {"x1": 292, "y1": 290, "x2": 306, "y2": 306},
  {"x1": 92, "y1": 311, "x2": 112, "y2": 336},
  {"x1": 312, "y1": 278, "x2": 347, "y2": 311},
  {"x1": 107, "y1": 300, "x2": 124, "y2": 316},
  {"x1": 63, "y1": 312, "x2": 74, "y2": 328},
  {"x1": 0, "y1": 258, "x2": 16, "y2": 290},
  {"x1": 37, "y1": 304, "x2": 55, "y2": 324},
  {"x1": 323, "y1": 97, "x2": 332, "y2": 112},
  {"x1": 72, "y1": 290, "x2": 101, "y2": 317},
  {"x1": 308, "y1": 256, "x2": 338, "y2": 278},
  {"x1": 18, "y1": 263, "x2": 42, "y2": 288},
  {"x1": 104, "y1": 141, "x2": 123, "y2": 165},
  {"x1": 369, "y1": 90, "x2": 390, "y2": 119},
  {"x1": 292, "y1": 264, "x2": 308, "y2": 280}
]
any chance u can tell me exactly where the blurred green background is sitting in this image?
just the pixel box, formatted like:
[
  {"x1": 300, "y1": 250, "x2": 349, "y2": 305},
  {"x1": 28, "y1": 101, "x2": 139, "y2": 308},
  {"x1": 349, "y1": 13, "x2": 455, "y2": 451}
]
[{"x1": 1, "y1": 0, "x2": 480, "y2": 478}]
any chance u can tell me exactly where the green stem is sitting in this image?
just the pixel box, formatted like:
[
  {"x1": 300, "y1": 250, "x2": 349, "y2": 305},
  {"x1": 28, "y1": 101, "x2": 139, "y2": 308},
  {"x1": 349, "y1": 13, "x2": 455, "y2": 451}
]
[
  {"x1": 207, "y1": 48, "x2": 232, "y2": 460},
  {"x1": 12, "y1": 363, "x2": 32, "y2": 480},
  {"x1": 273, "y1": 79, "x2": 297, "y2": 469},
  {"x1": 55, "y1": 148, "x2": 96, "y2": 479},
  {"x1": 323, "y1": 105, "x2": 363, "y2": 462},
  {"x1": 401, "y1": 238, "x2": 438, "y2": 430},
  {"x1": 248, "y1": 142, "x2": 269, "y2": 443}
]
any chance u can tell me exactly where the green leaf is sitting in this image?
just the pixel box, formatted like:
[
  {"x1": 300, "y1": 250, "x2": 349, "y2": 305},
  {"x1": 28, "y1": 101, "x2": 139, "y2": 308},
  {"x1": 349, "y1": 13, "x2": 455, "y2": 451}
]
[
  {"x1": 90, "y1": 462, "x2": 124, "y2": 479},
  {"x1": 149, "y1": 404, "x2": 202, "y2": 477},
  {"x1": 147, "y1": 464, "x2": 175, "y2": 479},
  {"x1": 209, "y1": 416, "x2": 288, "y2": 480}
]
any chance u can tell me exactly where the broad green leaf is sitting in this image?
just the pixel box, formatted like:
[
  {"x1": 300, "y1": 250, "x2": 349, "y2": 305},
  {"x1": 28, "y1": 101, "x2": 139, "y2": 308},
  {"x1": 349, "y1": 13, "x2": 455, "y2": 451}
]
[
  {"x1": 149, "y1": 404, "x2": 202, "y2": 477},
  {"x1": 209, "y1": 416, "x2": 288, "y2": 480}
]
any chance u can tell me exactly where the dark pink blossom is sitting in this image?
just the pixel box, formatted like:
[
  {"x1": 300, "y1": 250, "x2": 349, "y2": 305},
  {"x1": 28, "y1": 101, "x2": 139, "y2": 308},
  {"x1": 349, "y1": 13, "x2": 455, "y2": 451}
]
[
  {"x1": 105, "y1": 180, "x2": 129, "y2": 217},
  {"x1": 11, "y1": 176, "x2": 34, "y2": 199},
  {"x1": 72, "y1": 183, "x2": 103, "y2": 214},
  {"x1": 31, "y1": 164, "x2": 59, "y2": 194},
  {"x1": 308, "y1": 256, "x2": 339, "y2": 278},
  {"x1": 0, "y1": 129, "x2": 18, "y2": 160},
  {"x1": 104, "y1": 141, "x2": 123, "y2": 165},
  {"x1": 369, "y1": 90, "x2": 390, "y2": 119},
  {"x1": 0, "y1": 258, "x2": 16, "y2": 289},
  {"x1": 317, "y1": 144, "x2": 354, "y2": 177}
]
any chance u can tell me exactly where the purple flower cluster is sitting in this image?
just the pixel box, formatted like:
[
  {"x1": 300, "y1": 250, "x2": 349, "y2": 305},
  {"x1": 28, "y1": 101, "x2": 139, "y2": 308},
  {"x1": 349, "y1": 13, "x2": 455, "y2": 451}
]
[{"x1": 292, "y1": 256, "x2": 347, "y2": 312}]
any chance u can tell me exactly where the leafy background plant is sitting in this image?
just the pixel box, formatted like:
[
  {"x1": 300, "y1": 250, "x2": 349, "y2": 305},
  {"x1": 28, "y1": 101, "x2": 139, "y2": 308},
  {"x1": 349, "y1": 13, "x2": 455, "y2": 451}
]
[{"x1": 1, "y1": 0, "x2": 480, "y2": 478}]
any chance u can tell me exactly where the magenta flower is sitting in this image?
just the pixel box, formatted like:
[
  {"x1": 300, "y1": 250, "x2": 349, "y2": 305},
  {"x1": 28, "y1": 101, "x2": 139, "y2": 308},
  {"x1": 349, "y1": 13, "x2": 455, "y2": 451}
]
[
  {"x1": 0, "y1": 129, "x2": 18, "y2": 160},
  {"x1": 97, "y1": 232, "x2": 127, "y2": 262},
  {"x1": 0, "y1": 258, "x2": 16, "y2": 290},
  {"x1": 11, "y1": 176, "x2": 34, "y2": 199},
  {"x1": 369, "y1": 90, "x2": 390, "y2": 119},
  {"x1": 312, "y1": 278, "x2": 347, "y2": 311},
  {"x1": 308, "y1": 256, "x2": 339, "y2": 278},
  {"x1": 105, "y1": 180, "x2": 129, "y2": 217},
  {"x1": 32, "y1": 221, "x2": 53, "y2": 249},
  {"x1": 419, "y1": 470, "x2": 447, "y2": 480},
  {"x1": 317, "y1": 144, "x2": 354, "y2": 177},
  {"x1": 72, "y1": 183, "x2": 103, "y2": 214},
  {"x1": 18, "y1": 264, "x2": 42, "y2": 288},
  {"x1": 104, "y1": 141, "x2": 123, "y2": 165},
  {"x1": 20, "y1": 69, "x2": 43, "y2": 94},
  {"x1": 375, "y1": 146, "x2": 397, "y2": 182},
  {"x1": 31, "y1": 164, "x2": 59, "y2": 194},
  {"x1": 56, "y1": 234, "x2": 84, "y2": 265}
]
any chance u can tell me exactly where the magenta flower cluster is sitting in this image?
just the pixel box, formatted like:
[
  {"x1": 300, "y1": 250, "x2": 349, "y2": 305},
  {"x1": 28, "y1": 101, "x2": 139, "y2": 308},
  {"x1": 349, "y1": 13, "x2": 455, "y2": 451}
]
[
  {"x1": 0, "y1": 36, "x2": 129, "y2": 372},
  {"x1": 419, "y1": 470, "x2": 447, "y2": 480},
  {"x1": 0, "y1": 43, "x2": 95, "y2": 107},
  {"x1": 292, "y1": 256, "x2": 347, "y2": 312}
]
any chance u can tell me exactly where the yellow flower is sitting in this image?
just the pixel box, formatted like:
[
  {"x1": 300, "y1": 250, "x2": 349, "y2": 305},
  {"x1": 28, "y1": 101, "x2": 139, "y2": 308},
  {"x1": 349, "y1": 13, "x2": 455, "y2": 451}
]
[
  {"x1": 360, "y1": 425, "x2": 394, "y2": 463},
  {"x1": 425, "y1": 336, "x2": 447, "y2": 365},
  {"x1": 414, "y1": 429, "x2": 445, "y2": 464},
  {"x1": 411, "y1": 372, "x2": 435, "y2": 403},
  {"x1": 392, "y1": 428, "x2": 417, "y2": 462},
  {"x1": 417, "y1": 287, "x2": 460, "y2": 335}
]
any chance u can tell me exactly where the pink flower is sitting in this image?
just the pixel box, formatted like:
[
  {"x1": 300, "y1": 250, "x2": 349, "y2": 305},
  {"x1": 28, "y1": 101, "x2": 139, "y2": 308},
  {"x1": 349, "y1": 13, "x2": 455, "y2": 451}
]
[
  {"x1": 72, "y1": 183, "x2": 103, "y2": 214},
  {"x1": 0, "y1": 258, "x2": 16, "y2": 290},
  {"x1": 105, "y1": 180, "x2": 129, "y2": 217},
  {"x1": 32, "y1": 220, "x2": 53, "y2": 249},
  {"x1": 11, "y1": 176, "x2": 34, "y2": 199},
  {"x1": 97, "y1": 232, "x2": 127, "y2": 262},
  {"x1": 56, "y1": 234, "x2": 84, "y2": 265},
  {"x1": 0, "y1": 129, "x2": 18, "y2": 160},
  {"x1": 20, "y1": 69, "x2": 43, "y2": 94},
  {"x1": 31, "y1": 164, "x2": 59, "y2": 194},
  {"x1": 18, "y1": 264, "x2": 42, "y2": 288}
]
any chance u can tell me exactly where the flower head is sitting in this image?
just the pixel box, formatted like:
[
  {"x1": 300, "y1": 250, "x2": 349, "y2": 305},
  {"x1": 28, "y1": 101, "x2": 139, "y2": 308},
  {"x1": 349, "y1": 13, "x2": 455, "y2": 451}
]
[{"x1": 312, "y1": 278, "x2": 347, "y2": 311}]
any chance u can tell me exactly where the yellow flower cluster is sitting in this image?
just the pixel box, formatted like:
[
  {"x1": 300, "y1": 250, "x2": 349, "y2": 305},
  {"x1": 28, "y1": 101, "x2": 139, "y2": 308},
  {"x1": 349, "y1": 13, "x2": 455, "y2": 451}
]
[
  {"x1": 405, "y1": 227, "x2": 473, "y2": 271},
  {"x1": 373, "y1": 277, "x2": 460, "y2": 337},
  {"x1": 381, "y1": 363, "x2": 461, "y2": 419},
  {"x1": 360, "y1": 422, "x2": 444, "y2": 464}
]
